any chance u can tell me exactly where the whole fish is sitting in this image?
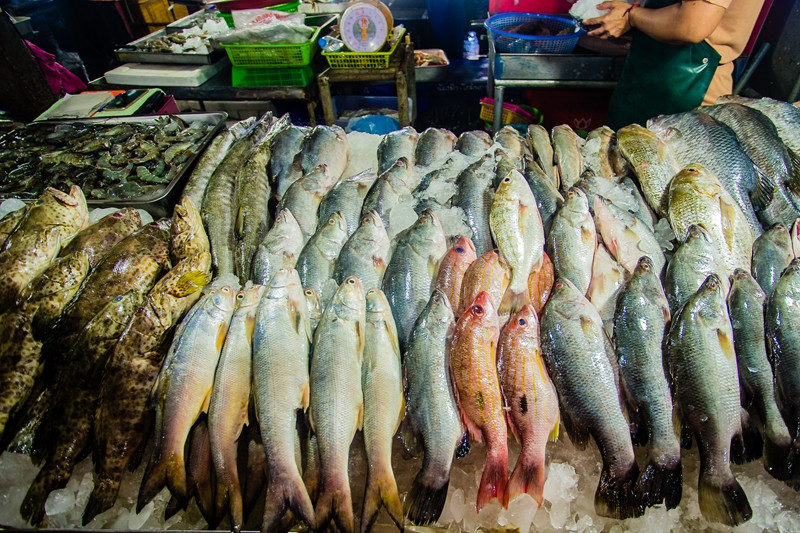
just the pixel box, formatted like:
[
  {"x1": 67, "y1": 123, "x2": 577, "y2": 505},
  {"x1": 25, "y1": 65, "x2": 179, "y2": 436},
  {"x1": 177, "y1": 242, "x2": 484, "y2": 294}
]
[
  {"x1": 59, "y1": 207, "x2": 141, "y2": 269},
  {"x1": 269, "y1": 124, "x2": 309, "y2": 200},
  {"x1": 665, "y1": 274, "x2": 752, "y2": 526},
  {"x1": 490, "y1": 169, "x2": 544, "y2": 314},
  {"x1": 751, "y1": 224, "x2": 794, "y2": 296},
  {"x1": 551, "y1": 124, "x2": 584, "y2": 193},
  {"x1": 494, "y1": 125, "x2": 531, "y2": 164},
  {"x1": 252, "y1": 268, "x2": 314, "y2": 533},
  {"x1": 717, "y1": 94, "x2": 800, "y2": 155},
  {"x1": 497, "y1": 305, "x2": 559, "y2": 507},
  {"x1": 296, "y1": 211, "x2": 349, "y2": 308},
  {"x1": 664, "y1": 224, "x2": 727, "y2": 313},
  {"x1": 402, "y1": 289, "x2": 462, "y2": 525},
  {"x1": 526, "y1": 124, "x2": 556, "y2": 186},
  {"x1": 455, "y1": 129, "x2": 492, "y2": 157},
  {"x1": 361, "y1": 288, "x2": 404, "y2": 533},
  {"x1": 540, "y1": 278, "x2": 642, "y2": 520},
  {"x1": 278, "y1": 164, "x2": 338, "y2": 242},
  {"x1": 251, "y1": 208, "x2": 305, "y2": 286},
  {"x1": 450, "y1": 291, "x2": 508, "y2": 510},
  {"x1": 309, "y1": 276, "x2": 366, "y2": 533},
  {"x1": 547, "y1": 188, "x2": 596, "y2": 294},
  {"x1": 434, "y1": 236, "x2": 477, "y2": 315},
  {"x1": 361, "y1": 158, "x2": 414, "y2": 230},
  {"x1": 378, "y1": 126, "x2": 419, "y2": 172},
  {"x1": 582, "y1": 125, "x2": 626, "y2": 181},
  {"x1": 728, "y1": 269, "x2": 792, "y2": 479},
  {"x1": 614, "y1": 256, "x2": 681, "y2": 509},
  {"x1": 318, "y1": 168, "x2": 378, "y2": 237},
  {"x1": 138, "y1": 286, "x2": 236, "y2": 509},
  {"x1": 587, "y1": 242, "x2": 629, "y2": 336},
  {"x1": 593, "y1": 196, "x2": 666, "y2": 275},
  {"x1": 459, "y1": 249, "x2": 510, "y2": 317},
  {"x1": 383, "y1": 209, "x2": 447, "y2": 350},
  {"x1": 209, "y1": 285, "x2": 265, "y2": 531},
  {"x1": 452, "y1": 154, "x2": 495, "y2": 256},
  {"x1": 170, "y1": 197, "x2": 209, "y2": 265},
  {"x1": 334, "y1": 210, "x2": 391, "y2": 292},
  {"x1": 300, "y1": 125, "x2": 349, "y2": 180},
  {"x1": 528, "y1": 251, "x2": 554, "y2": 315},
  {"x1": 522, "y1": 154, "x2": 563, "y2": 237},
  {"x1": 415, "y1": 127, "x2": 457, "y2": 168}
]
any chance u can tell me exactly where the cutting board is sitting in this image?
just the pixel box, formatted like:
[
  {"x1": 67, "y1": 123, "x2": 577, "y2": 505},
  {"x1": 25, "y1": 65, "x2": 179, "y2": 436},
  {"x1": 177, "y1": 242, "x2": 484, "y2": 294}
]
[{"x1": 104, "y1": 58, "x2": 229, "y2": 87}]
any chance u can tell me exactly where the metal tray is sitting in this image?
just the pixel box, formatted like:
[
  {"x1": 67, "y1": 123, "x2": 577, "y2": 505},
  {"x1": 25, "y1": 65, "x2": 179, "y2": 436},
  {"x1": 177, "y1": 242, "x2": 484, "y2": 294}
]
[
  {"x1": 415, "y1": 48, "x2": 449, "y2": 83},
  {"x1": 0, "y1": 113, "x2": 227, "y2": 218},
  {"x1": 115, "y1": 29, "x2": 227, "y2": 65}
]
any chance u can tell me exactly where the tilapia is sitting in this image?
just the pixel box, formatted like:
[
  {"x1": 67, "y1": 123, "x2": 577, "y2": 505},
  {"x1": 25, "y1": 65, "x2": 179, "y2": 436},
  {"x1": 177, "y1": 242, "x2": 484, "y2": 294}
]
[
  {"x1": 415, "y1": 127, "x2": 457, "y2": 168},
  {"x1": 494, "y1": 125, "x2": 531, "y2": 164},
  {"x1": 540, "y1": 278, "x2": 642, "y2": 520},
  {"x1": 664, "y1": 224, "x2": 726, "y2": 315},
  {"x1": 334, "y1": 210, "x2": 391, "y2": 292},
  {"x1": 522, "y1": 154, "x2": 563, "y2": 237},
  {"x1": 593, "y1": 196, "x2": 666, "y2": 275},
  {"x1": 269, "y1": 124, "x2": 309, "y2": 200},
  {"x1": 278, "y1": 164, "x2": 338, "y2": 242},
  {"x1": 455, "y1": 129, "x2": 492, "y2": 157},
  {"x1": 378, "y1": 126, "x2": 419, "y2": 173},
  {"x1": 526, "y1": 124, "x2": 556, "y2": 186},
  {"x1": 551, "y1": 124, "x2": 584, "y2": 193},
  {"x1": 614, "y1": 257, "x2": 681, "y2": 509},
  {"x1": 452, "y1": 154, "x2": 495, "y2": 257},
  {"x1": 547, "y1": 188, "x2": 596, "y2": 294},
  {"x1": 497, "y1": 305, "x2": 559, "y2": 506},
  {"x1": 582, "y1": 125, "x2": 626, "y2": 181},
  {"x1": 587, "y1": 242, "x2": 628, "y2": 336},
  {"x1": 434, "y1": 236, "x2": 477, "y2": 315},
  {"x1": 300, "y1": 125, "x2": 349, "y2": 181},
  {"x1": 296, "y1": 211, "x2": 349, "y2": 307},
  {"x1": 751, "y1": 224, "x2": 794, "y2": 296},
  {"x1": 251, "y1": 208, "x2": 304, "y2": 286},
  {"x1": 459, "y1": 249, "x2": 510, "y2": 317},
  {"x1": 717, "y1": 94, "x2": 800, "y2": 155},
  {"x1": 665, "y1": 274, "x2": 752, "y2": 526},
  {"x1": 318, "y1": 168, "x2": 378, "y2": 237}
]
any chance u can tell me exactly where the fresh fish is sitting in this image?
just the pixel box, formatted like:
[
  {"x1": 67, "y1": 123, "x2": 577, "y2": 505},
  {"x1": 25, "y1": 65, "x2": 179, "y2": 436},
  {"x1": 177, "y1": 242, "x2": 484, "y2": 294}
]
[
  {"x1": 304, "y1": 286, "x2": 322, "y2": 332},
  {"x1": 587, "y1": 242, "x2": 628, "y2": 336},
  {"x1": 170, "y1": 197, "x2": 209, "y2": 265},
  {"x1": 459, "y1": 249, "x2": 510, "y2": 317},
  {"x1": 547, "y1": 188, "x2": 596, "y2": 294},
  {"x1": 494, "y1": 125, "x2": 531, "y2": 164},
  {"x1": 362, "y1": 158, "x2": 414, "y2": 230},
  {"x1": 434, "y1": 236, "x2": 477, "y2": 315},
  {"x1": 184, "y1": 418, "x2": 218, "y2": 527},
  {"x1": 415, "y1": 127, "x2": 457, "y2": 168},
  {"x1": 383, "y1": 209, "x2": 447, "y2": 350},
  {"x1": 582, "y1": 125, "x2": 626, "y2": 181},
  {"x1": 309, "y1": 276, "x2": 365, "y2": 533},
  {"x1": 490, "y1": 169, "x2": 545, "y2": 314},
  {"x1": 497, "y1": 305, "x2": 559, "y2": 506},
  {"x1": 717, "y1": 94, "x2": 800, "y2": 155},
  {"x1": 402, "y1": 289, "x2": 462, "y2": 525},
  {"x1": 593, "y1": 196, "x2": 666, "y2": 275},
  {"x1": 751, "y1": 224, "x2": 794, "y2": 296},
  {"x1": 551, "y1": 124, "x2": 584, "y2": 193},
  {"x1": 455, "y1": 130, "x2": 492, "y2": 157},
  {"x1": 378, "y1": 126, "x2": 419, "y2": 173},
  {"x1": 493, "y1": 151, "x2": 518, "y2": 189},
  {"x1": 300, "y1": 125, "x2": 349, "y2": 180},
  {"x1": 269, "y1": 124, "x2": 309, "y2": 200},
  {"x1": 209, "y1": 285, "x2": 265, "y2": 531},
  {"x1": 450, "y1": 291, "x2": 508, "y2": 510},
  {"x1": 296, "y1": 211, "x2": 349, "y2": 308},
  {"x1": 522, "y1": 154, "x2": 563, "y2": 237},
  {"x1": 318, "y1": 168, "x2": 378, "y2": 237},
  {"x1": 665, "y1": 274, "x2": 752, "y2": 526},
  {"x1": 138, "y1": 286, "x2": 237, "y2": 509},
  {"x1": 664, "y1": 224, "x2": 727, "y2": 314},
  {"x1": 667, "y1": 164, "x2": 754, "y2": 276},
  {"x1": 361, "y1": 288, "x2": 404, "y2": 533},
  {"x1": 614, "y1": 256, "x2": 681, "y2": 509},
  {"x1": 452, "y1": 154, "x2": 495, "y2": 256},
  {"x1": 252, "y1": 209, "x2": 304, "y2": 286},
  {"x1": 526, "y1": 124, "x2": 556, "y2": 186},
  {"x1": 540, "y1": 278, "x2": 642, "y2": 520},
  {"x1": 252, "y1": 268, "x2": 314, "y2": 533},
  {"x1": 334, "y1": 210, "x2": 391, "y2": 292},
  {"x1": 528, "y1": 251, "x2": 555, "y2": 315},
  {"x1": 278, "y1": 164, "x2": 338, "y2": 242},
  {"x1": 728, "y1": 269, "x2": 792, "y2": 478},
  {"x1": 59, "y1": 207, "x2": 141, "y2": 268}
]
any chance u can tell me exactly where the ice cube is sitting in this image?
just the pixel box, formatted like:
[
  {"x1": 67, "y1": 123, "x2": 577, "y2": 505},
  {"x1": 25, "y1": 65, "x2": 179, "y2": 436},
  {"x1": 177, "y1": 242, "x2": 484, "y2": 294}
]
[
  {"x1": 506, "y1": 493, "x2": 538, "y2": 533},
  {"x1": 549, "y1": 496, "x2": 572, "y2": 529},
  {"x1": 128, "y1": 501, "x2": 154, "y2": 530},
  {"x1": 343, "y1": 132, "x2": 381, "y2": 179},
  {"x1": 388, "y1": 203, "x2": 418, "y2": 241},
  {"x1": 45, "y1": 487, "x2": 75, "y2": 517}
]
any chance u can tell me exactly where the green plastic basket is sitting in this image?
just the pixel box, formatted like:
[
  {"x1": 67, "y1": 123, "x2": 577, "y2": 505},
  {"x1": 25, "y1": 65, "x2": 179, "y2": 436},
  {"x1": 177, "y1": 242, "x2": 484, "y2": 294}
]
[
  {"x1": 220, "y1": 24, "x2": 321, "y2": 67},
  {"x1": 322, "y1": 28, "x2": 405, "y2": 70},
  {"x1": 231, "y1": 65, "x2": 314, "y2": 87}
]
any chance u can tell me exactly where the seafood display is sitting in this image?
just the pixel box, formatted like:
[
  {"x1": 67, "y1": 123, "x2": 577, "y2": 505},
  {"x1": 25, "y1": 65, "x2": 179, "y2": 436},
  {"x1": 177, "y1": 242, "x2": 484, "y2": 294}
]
[{"x1": 2, "y1": 95, "x2": 800, "y2": 533}]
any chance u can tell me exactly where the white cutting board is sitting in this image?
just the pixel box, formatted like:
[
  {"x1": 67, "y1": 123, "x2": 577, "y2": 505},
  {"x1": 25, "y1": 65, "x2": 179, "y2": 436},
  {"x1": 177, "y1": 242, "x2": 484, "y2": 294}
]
[{"x1": 104, "y1": 59, "x2": 229, "y2": 87}]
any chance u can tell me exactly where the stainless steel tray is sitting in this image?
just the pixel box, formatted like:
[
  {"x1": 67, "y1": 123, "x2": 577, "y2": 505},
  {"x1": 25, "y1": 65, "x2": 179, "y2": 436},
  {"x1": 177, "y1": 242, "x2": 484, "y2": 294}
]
[{"x1": 115, "y1": 29, "x2": 226, "y2": 65}]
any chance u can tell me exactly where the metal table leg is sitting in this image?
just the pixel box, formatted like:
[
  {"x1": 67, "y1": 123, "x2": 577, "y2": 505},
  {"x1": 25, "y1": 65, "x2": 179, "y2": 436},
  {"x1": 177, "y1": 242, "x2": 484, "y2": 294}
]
[{"x1": 493, "y1": 84, "x2": 505, "y2": 133}]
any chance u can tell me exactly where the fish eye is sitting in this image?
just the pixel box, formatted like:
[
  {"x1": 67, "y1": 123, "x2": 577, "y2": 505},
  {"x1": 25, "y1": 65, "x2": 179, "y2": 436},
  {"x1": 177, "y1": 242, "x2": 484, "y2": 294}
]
[
  {"x1": 688, "y1": 167, "x2": 698, "y2": 174},
  {"x1": 504, "y1": 177, "x2": 511, "y2": 183},
  {"x1": 473, "y1": 305, "x2": 484, "y2": 315},
  {"x1": 456, "y1": 246, "x2": 465, "y2": 253},
  {"x1": 367, "y1": 288, "x2": 376, "y2": 295},
  {"x1": 305, "y1": 289, "x2": 313, "y2": 296},
  {"x1": 518, "y1": 318, "x2": 526, "y2": 326},
  {"x1": 237, "y1": 293, "x2": 244, "y2": 300},
  {"x1": 709, "y1": 280, "x2": 718, "y2": 290},
  {"x1": 347, "y1": 278, "x2": 355, "y2": 285},
  {"x1": 555, "y1": 282, "x2": 563, "y2": 289}
]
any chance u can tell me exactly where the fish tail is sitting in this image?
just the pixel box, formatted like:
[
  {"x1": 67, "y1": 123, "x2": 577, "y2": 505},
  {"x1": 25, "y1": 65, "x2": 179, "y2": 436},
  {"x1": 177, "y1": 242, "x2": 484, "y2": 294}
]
[
  {"x1": 137, "y1": 455, "x2": 168, "y2": 512},
  {"x1": 637, "y1": 457, "x2": 682, "y2": 510},
  {"x1": 361, "y1": 469, "x2": 404, "y2": 533},
  {"x1": 313, "y1": 477, "x2": 354, "y2": 533},
  {"x1": 83, "y1": 475, "x2": 121, "y2": 525},
  {"x1": 498, "y1": 285, "x2": 531, "y2": 316},
  {"x1": 594, "y1": 459, "x2": 643, "y2": 519},
  {"x1": 504, "y1": 454, "x2": 545, "y2": 507},
  {"x1": 477, "y1": 445, "x2": 508, "y2": 511},
  {"x1": 164, "y1": 495, "x2": 185, "y2": 520},
  {"x1": 165, "y1": 455, "x2": 190, "y2": 508},
  {"x1": 784, "y1": 435, "x2": 800, "y2": 487},
  {"x1": 698, "y1": 469, "x2": 752, "y2": 526},
  {"x1": 404, "y1": 465, "x2": 450, "y2": 525},
  {"x1": 215, "y1": 480, "x2": 244, "y2": 532},
  {"x1": 21, "y1": 461, "x2": 68, "y2": 526},
  {"x1": 263, "y1": 469, "x2": 315, "y2": 533},
  {"x1": 762, "y1": 431, "x2": 792, "y2": 481},
  {"x1": 732, "y1": 410, "x2": 763, "y2": 464}
]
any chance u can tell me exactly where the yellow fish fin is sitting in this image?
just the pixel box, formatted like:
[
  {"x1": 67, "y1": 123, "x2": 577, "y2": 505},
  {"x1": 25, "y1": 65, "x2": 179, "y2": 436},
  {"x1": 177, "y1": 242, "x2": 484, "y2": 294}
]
[
  {"x1": 171, "y1": 271, "x2": 211, "y2": 298},
  {"x1": 301, "y1": 381, "x2": 310, "y2": 411},
  {"x1": 717, "y1": 329, "x2": 736, "y2": 360},
  {"x1": 718, "y1": 196, "x2": 738, "y2": 250},
  {"x1": 357, "y1": 400, "x2": 364, "y2": 431},
  {"x1": 356, "y1": 320, "x2": 366, "y2": 362},
  {"x1": 549, "y1": 417, "x2": 560, "y2": 442}
]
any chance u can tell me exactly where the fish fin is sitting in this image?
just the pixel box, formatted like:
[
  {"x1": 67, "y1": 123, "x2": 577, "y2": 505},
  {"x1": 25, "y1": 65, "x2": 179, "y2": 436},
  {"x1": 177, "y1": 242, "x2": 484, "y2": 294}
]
[
  {"x1": 594, "y1": 457, "x2": 642, "y2": 519},
  {"x1": 505, "y1": 453, "x2": 545, "y2": 507},
  {"x1": 83, "y1": 476, "x2": 121, "y2": 525},
  {"x1": 499, "y1": 286, "x2": 531, "y2": 315},
  {"x1": 262, "y1": 469, "x2": 315, "y2": 533},
  {"x1": 235, "y1": 206, "x2": 245, "y2": 239},
  {"x1": 786, "y1": 148, "x2": 800, "y2": 197},
  {"x1": 172, "y1": 271, "x2": 212, "y2": 298},
  {"x1": 560, "y1": 401, "x2": 590, "y2": 450},
  {"x1": 20, "y1": 462, "x2": 61, "y2": 526},
  {"x1": 138, "y1": 454, "x2": 168, "y2": 512},
  {"x1": 164, "y1": 494, "x2": 185, "y2": 520},
  {"x1": 164, "y1": 454, "x2": 191, "y2": 509},
  {"x1": 763, "y1": 428, "x2": 792, "y2": 481},
  {"x1": 749, "y1": 165, "x2": 776, "y2": 211},
  {"x1": 314, "y1": 478, "x2": 355, "y2": 533},
  {"x1": 637, "y1": 458, "x2": 682, "y2": 510},
  {"x1": 697, "y1": 468, "x2": 752, "y2": 526},
  {"x1": 548, "y1": 417, "x2": 560, "y2": 442},
  {"x1": 476, "y1": 446, "x2": 508, "y2": 511},
  {"x1": 505, "y1": 402, "x2": 521, "y2": 443},
  {"x1": 400, "y1": 416, "x2": 422, "y2": 458},
  {"x1": 301, "y1": 381, "x2": 310, "y2": 411},
  {"x1": 456, "y1": 430, "x2": 471, "y2": 458},
  {"x1": 784, "y1": 435, "x2": 800, "y2": 486},
  {"x1": 361, "y1": 468, "x2": 404, "y2": 533},
  {"x1": 357, "y1": 400, "x2": 364, "y2": 431},
  {"x1": 718, "y1": 197, "x2": 738, "y2": 250},
  {"x1": 405, "y1": 468, "x2": 450, "y2": 525},
  {"x1": 717, "y1": 329, "x2": 736, "y2": 361},
  {"x1": 731, "y1": 408, "x2": 763, "y2": 465}
]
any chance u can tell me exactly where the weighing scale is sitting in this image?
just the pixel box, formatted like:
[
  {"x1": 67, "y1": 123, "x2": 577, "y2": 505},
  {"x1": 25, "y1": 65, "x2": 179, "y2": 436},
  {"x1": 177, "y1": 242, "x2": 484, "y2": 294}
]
[{"x1": 339, "y1": 1, "x2": 393, "y2": 53}]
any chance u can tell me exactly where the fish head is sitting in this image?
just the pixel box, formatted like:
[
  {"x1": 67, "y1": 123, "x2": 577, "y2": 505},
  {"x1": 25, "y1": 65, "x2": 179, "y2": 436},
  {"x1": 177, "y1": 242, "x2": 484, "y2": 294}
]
[
  {"x1": 634, "y1": 256, "x2": 654, "y2": 275},
  {"x1": 321, "y1": 211, "x2": 349, "y2": 236},
  {"x1": 267, "y1": 267, "x2": 302, "y2": 293},
  {"x1": 365, "y1": 287, "x2": 391, "y2": 315},
  {"x1": 564, "y1": 187, "x2": 590, "y2": 213},
  {"x1": 410, "y1": 209, "x2": 446, "y2": 249},
  {"x1": 304, "y1": 286, "x2": 321, "y2": 312},
  {"x1": 333, "y1": 276, "x2": 365, "y2": 311},
  {"x1": 684, "y1": 224, "x2": 713, "y2": 245},
  {"x1": 238, "y1": 284, "x2": 266, "y2": 312},
  {"x1": 451, "y1": 236, "x2": 477, "y2": 260},
  {"x1": 729, "y1": 269, "x2": 765, "y2": 302},
  {"x1": 507, "y1": 304, "x2": 540, "y2": 338},
  {"x1": 358, "y1": 210, "x2": 389, "y2": 241},
  {"x1": 209, "y1": 285, "x2": 237, "y2": 316},
  {"x1": 462, "y1": 290, "x2": 499, "y2": 328}
]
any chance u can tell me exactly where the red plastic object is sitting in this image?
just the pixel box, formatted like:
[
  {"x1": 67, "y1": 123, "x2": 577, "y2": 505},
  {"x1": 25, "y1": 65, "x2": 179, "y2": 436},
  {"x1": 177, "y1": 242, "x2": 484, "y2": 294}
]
[
  {"x1": 213, "y1": 0, "x2": 289, "y2": 13},
  {"x1": 489, "y1": 0, "x2": 574, "y2": 15},
  {"x1": 524, "y1": 87, "x2": 614, "y2": 134}
]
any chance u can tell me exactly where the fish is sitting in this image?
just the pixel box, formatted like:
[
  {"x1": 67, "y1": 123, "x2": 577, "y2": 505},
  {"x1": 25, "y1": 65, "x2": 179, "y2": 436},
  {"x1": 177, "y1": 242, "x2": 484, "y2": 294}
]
[
  {"x1": 527, "y1": 251, "x2": 554, "y2": 315},
  {"x1": 361, "y1": 288, "x2": 404, "y2": 533},
  {"x1": 490, "y1": 169, "x2": 545, "y2": 314},
  {"x1": 593, "y1": 196, "x2": 666, "y2": 276},
  {"x1": 278, "y1": 164, "x2": 338, "y2": 242},
  {"x1": 184, "y1": 418, "x2": 218, "y2": 527},
  {"x1": 318, "y1": 168, "x2": 378, "y2": 237},
  {"x1": 546, "y1": 188, "x2": 596, "y2": 294},
  {"x1": 494, "y1": 125, "x2": 531, "y2": 163},
  {"x1": 251, "y1": 209, "x2": 305, "y2": 286},
  {"x1": 551, "y1": 124, "x2": 584, "y2": 193},
  {"x1": 540, "y1": 278, "x2": 642, "y2": 520},
  {"x1": 452, "y1": 154, "x2": 495, "y2": 257},
  {"x1": 309, "y1": 276, "x2": 366, "y2": 533},
  {"x1": 577, "y1": 174, "x2": 640, "y2": 220},
  {"x1": 728, "y1": 269, "x2": 792, "y2": 479},
  {"x1": 434, "y1": 236, "x2": 477, "y2": 315},
  {"x1": 0, "y1": 204, "x2": 30, "y2": 249},
  {"x1": 751, "y1": 224, "x2": 794, "y2": 296},
  {"x1": 402, "y1": 289, "x2": 463, "y2": 525},
  {"x1": 526, "y1": 124, "x2": 556, "y2": 187},
  {"x1": 383, "y1": 209, "x2": 447, "y2": 350},
  {"x1": 663, "y1": 224, "x2": 728, "y2": 314},
  {"x1": 664, "y1": 274, "x2": 752, "y2": 526},
  {"x1": 415, "y1": 127, "x2": 457, "y2": 168},
  {"x1": 334, "y1": 210, "x2": 391, "y2": 292},
  {"x1": 455, "y1": 130, "x2": 493, "y2": 157},
  {"x1": 378, "y1": 126, "x2": 419, "y2": 173},
  {"x1": 361, "y1": 158, "x2": 414, "y2": 230},
  {"x1": 497, "y1": 305, "x2": 559, "y2": 507},
  {"x1": 59, "y1": 207, "x2": 142, "y2": 269},
  {"x1": 269, "y1": 124, "x2": 309, "y2": 200},
  {"x1": 138, "y1": 286, "x2": 236, "y2": 509},
  {"x1": 717, "y1": 94, "x2": 800, "y2": 155},
  {"x1": 614, "y1": 256, "x2": 681, "y2": 509},
  {"x1": 296, "y1": 211, "x2": 349, "y2": 308},
  {"x1": 667, "y1": 164, "x2": 754, "y2": 276},
  {"x1": 170, "y1": 197, "x2": 210, "y2": 265},
  {"x1": 459, "y1": 249, "x2": 510, "y2": 317},
  {"x1": 522, "y1": 154, "x2": 563, "y2": 237},
  {"x1": 209, "y1": 285, "x2": 265, "y2": 531},
  {"x1": 449, "y1": 291, "x2": 508, "y2": 511},
  {"x1": 587, "y1": 242, "x2": 629, "y2": 336},
  {"x1": 252, "y1": 268, "x2": 314, "y2": 533},
  {"x1": 304, "y1": 286, "x2": 322, "y2": 332},
  {"x1": 582, "y1": 125, "x2": 626, "y2": 181},
  {"x1": 300, "y1": 125, "x2": 349, "y2": 181}
]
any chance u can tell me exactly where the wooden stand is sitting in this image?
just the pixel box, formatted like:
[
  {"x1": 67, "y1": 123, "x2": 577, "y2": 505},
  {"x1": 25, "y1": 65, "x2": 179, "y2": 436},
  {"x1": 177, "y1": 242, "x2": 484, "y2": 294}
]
[{"x1": 317, "y1": 39, "x2": 417, "y2": 127}]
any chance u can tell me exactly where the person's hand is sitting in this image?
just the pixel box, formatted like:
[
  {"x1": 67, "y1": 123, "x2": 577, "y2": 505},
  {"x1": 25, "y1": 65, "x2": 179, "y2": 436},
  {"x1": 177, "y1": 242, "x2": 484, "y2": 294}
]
[{"x1": 584, "y1": 1, "x2": 638, "y2": 39}]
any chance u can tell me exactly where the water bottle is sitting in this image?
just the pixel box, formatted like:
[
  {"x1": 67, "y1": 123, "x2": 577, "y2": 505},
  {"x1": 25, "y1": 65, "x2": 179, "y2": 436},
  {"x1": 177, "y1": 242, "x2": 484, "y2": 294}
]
[
  {"x1": 463, "y1": 31, "x2": 479, "y2": 60},
  {"x1": 319, "y1": 36, "x2": 344, "y2": 53}
]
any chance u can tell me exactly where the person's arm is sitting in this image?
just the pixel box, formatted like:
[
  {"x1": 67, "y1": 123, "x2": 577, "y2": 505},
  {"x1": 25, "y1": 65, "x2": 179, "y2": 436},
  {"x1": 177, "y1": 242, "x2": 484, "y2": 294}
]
[{"x1": 583, "y1": 0, "x2": 726, "y2": 44}]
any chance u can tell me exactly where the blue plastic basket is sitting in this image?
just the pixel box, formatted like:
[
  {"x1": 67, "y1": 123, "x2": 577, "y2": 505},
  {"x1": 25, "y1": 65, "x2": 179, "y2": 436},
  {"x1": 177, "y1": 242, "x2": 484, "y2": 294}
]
[{"x1": 485, "y1": 13, "x2": 583, "y2": 54}]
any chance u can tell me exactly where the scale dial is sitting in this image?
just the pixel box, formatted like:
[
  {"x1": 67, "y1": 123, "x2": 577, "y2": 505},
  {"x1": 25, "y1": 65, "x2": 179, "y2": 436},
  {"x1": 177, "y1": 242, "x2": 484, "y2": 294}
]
[{"x1": 340, "y1": 1, "x2": 392, "y2": 53}]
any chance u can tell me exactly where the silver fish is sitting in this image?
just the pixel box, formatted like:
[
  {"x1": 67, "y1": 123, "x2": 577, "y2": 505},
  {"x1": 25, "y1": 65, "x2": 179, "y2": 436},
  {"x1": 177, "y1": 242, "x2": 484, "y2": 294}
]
[
  {"x1": 452, "y1": 154, "x2": 495, "y2": 257},
  {"x1": 378, "y1": 126, "x2": 419, "y2": 173},
  {"x1": 751, "y1": 224, "x2": 794, "y2": 296},
  {"x1": 546, "y1": 188, "x2": 596, "y2": 294},
  {"x1": 334, "y1": 210, "x2": 391, "y2": 292},
  {"x1": 300, "y1": 125, "x2": 349, "y2": 181},
  {"x1": 526, "y1": 124, "x2": 556, "y2": 187},
  {"x1": 278, "y1": 164, "x2": 338, "y2": 243},
  {"x1": 664, "y1": 224, "x2": 727, "y2": 314},
  {"x1": 269, "y1": 125, "x2": 309, "y2": 200},
  {"x1": 296, "y1": 211, "x2": 349, "y2": 308},
  {"x1": 318, "y1": 168, "x2": 378, "y2": 237},
  {"x1": 415, "y1": 127, "x2": 457, "y2": 168},
  {"x1": 552, "y1": 125, "x2": 585, "y2": 193},
  {"x1": 251, "y1": 209, "x2": 305, "y2": 286},
  {"x1": 455, "y1": 130, "x2": 493, "y2": 157}
]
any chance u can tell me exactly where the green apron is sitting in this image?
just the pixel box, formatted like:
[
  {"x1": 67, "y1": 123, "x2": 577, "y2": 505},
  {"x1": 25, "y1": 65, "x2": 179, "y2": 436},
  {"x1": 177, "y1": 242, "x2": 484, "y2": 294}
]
[{"x1": 605, "y1": 0, "x2": 721, "y2": 130}]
